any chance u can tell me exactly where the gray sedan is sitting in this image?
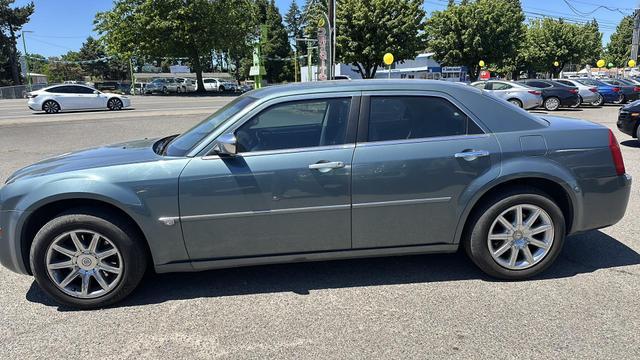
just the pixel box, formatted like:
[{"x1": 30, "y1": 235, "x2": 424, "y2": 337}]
[
  {"x1": 555, "y1": 79, "x2": 600, "y2": 106},
  {"x1": 471, "y1": 80, "x2": 543, "y2": 109},
  {"x1": 0, "y1": 80, "x2": 631, "y2": 308}
]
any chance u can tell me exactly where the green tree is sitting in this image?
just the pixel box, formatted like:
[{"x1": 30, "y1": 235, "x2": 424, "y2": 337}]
[
  {"x1": 336, "y1": 0, "x2": 426, "y2": 79},
  {"x1": 0, "y1": 0, "x2": 34, "y2": 85},
  {"x1": 225, "y1": 1, "x2": 258, "y2": 82},
  {"x1": 521, "y1": 18, "x2": 599, "y2": 77},
  {"x1": 607, "y1": 16, "x2": 633, "y2": 67},
  {"x1": 425, "y1": 0, "x2": 525, "y2": 80},
  {"x1": 257, "y1": 0, "x2": 293, "y2": 83},
  {"x1": 95, "y1": 0, "x2": 230, "y2": 92},
  {"x1": 285, "y1": 0, "x2": 306, "y2": 56},
  {"x1": 45, "y1": 52, "x2": 85, "y2": 83}
]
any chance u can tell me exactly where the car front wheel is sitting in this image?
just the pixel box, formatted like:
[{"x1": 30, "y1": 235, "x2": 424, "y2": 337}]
[
  {"x1": 464, "y1": 187, "x2": 565, "y2": 279},
  {"x1": 543, "y1": 97, "x2": 561, "y2": 111},
  {"x1": 42, "y1": 100, "x2": 60, "y2": 114},
  {"x1": 30, "y1": 210, "x2": 147, "y2": 309},
  {"x1": 107, "y1": 98, "x2": 123, "y2": 111}
]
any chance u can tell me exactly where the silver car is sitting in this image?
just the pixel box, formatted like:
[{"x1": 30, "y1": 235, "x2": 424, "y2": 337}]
[
  {"x1": 555, "y1": 79, "x2": 600, "y2": 106},
  {"x1": 471, "y1": 80, "x2": 543, "y2": 109}
]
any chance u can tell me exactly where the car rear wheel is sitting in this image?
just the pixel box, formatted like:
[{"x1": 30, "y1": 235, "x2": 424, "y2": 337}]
[
  {"x1": 107, "y1": 98, "x2": 123, "y2": 111},
  {"x1": 162, "y1": 86, "x2": 168, "y2": 95},
  {"x1": 508, "y1": 99, "x2": 523, "y2": 108},
  {"x1": 570, "y1": 95, "x2": 582, "y2": 108},
  {"x1": 30, "y1": 211, "x2": 147, "y2": 309},
  {"x1": 464, "y1": 187, "x2": 565, "y2": 279},
  {"x1": 42, "y1": 100, "x2": 60, "y2": 114},
  {"x1": 219, "y1": 86, "x2": 225, "y2": 92},
  {"x1": 543, "y1": 97, "x2": 561, "y2": 111},
  {"x1": 591, "y1": 94, "x2": 604, "y2": 106},
  {"x1": 613, "y1": 94, "x2": 626, "y2": 104}
]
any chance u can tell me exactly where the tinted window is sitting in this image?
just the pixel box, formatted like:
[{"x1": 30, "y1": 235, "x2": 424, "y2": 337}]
[
  {"x1": 71, "y1": 86, "x2": 96, "y2": 94},
  {"x1": 527, "y1": 81, "x2": 551, "y2": 88},
  {"x1": 45, "y1": 86, "x2": 66, "y2": 93},
  {"x1": 367, "y1": 96, "x2": 482, "y2": 142},
  {"x1": 576, "y1": 79, "x2": 596, "y2": 86},
  {"x1": 490, "y1": 82, "x2": 512, "y2": 90},
  {"x1": 236, "y1": 98, "x2": 351, "y2": 153},
  {"x1": 555, "y1": 80, "x2": 572, "y2": 87}
]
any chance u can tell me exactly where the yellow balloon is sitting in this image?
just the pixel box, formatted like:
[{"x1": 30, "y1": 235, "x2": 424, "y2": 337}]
[
  {"x1": 596, "y1": 59, "x2": 605, "y2": 68},
  {"x1": 479, "y1": 60, "x2": 485, "y2": 67},
  {"x1": 383, "y1": 53, "x2": 394, "y2": 66},
  {"x1": 553, "y1": 61, "x2": 560, "y2": 67},
  {"x1": 629, "y1": 59, "x2": 637, "y2": 68}
]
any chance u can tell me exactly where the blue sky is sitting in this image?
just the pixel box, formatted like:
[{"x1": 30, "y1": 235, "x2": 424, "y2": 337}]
[{"x1": 15, "y1": 0, "x2": 637, "y2": 57}]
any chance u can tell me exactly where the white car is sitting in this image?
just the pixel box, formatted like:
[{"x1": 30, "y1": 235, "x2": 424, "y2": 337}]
[
  {"x1": 201, "y1": 78, "x2": 236, "y2": 92},
  {"x1": 27, "y1": 84, "x2": 131, "y2": 114}
]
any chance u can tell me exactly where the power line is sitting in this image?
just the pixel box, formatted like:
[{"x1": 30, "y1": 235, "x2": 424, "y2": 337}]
[{"x1": 562, "y1": 0, "x2": 632, "y2": 16}]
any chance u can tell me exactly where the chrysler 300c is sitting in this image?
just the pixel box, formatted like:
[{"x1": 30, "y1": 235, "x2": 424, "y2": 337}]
[{"x1": 0, "y1": 80, "x2": 631, "y2": 308}]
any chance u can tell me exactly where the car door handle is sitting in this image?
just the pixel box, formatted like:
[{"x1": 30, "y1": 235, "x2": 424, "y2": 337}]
[
  {"x1": 454, "y1": 150, "x2": 490, "y2": 161},
  {"x1": 309, "y1": 161, "x2": 345, "y2": 172}
]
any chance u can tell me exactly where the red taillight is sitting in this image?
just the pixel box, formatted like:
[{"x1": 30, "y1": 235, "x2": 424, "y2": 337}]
[
  {"x1": 609, "y1": 130, "x2": 625, "y2": 176},
  {"x1": 634, "y1": 86, "x2": 640, "y2": 92},
  {"x1": 612, "y1": 87, "x2": 621, "y2": 92},
  {"x1": 569, "y1": 88, "x2": 578, "y2": 94},
  {"x1": 528, "y1": 90, "x2": 542, "y2": 95},
  {"x1": 589, "y1": 87, "x2": 598, "y2": 93}
]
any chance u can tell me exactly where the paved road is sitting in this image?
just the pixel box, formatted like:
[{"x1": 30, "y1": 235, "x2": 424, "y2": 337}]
[{"x1": 0, "y1": 98, "x2": 639, "y2": 359}]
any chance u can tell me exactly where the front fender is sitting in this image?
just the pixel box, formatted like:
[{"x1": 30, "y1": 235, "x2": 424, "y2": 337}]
[
  {"x1": 453, "y1": 157, "x2": 581, "y2": 245},
  {"x1": 4, "y1": 170, "x2": 190, "y2": 273}
]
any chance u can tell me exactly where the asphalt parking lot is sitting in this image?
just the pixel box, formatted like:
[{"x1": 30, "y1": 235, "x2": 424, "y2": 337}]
[{"x1": 0, "y1": 96, "x2": 639, "y2": 359}]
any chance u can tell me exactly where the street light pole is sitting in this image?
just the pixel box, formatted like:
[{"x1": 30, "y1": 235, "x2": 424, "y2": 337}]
[{"x1": 21, "y1": 30, "x2": 33, "y2": 92}]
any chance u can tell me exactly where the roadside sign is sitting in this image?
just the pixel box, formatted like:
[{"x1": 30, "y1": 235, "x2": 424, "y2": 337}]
[{"x1": 480, "y1": 70, "x2": 490, "y2": 80}]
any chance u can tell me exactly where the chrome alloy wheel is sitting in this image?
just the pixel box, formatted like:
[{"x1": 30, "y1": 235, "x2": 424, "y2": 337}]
[
  {"x1": 45, "y1": 230, "x2": 123, "y2": 299},
  {"x1": 487, "y1": 204, "x2": 554, "y2": 270}
]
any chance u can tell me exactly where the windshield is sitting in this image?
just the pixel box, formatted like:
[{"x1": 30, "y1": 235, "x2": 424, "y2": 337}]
[{"x1": 165, "y1": 96, "x2": 257, "y2": 156}]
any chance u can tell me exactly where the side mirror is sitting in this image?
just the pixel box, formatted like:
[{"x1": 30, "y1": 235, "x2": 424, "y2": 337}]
[
  {"x1": 213, "y1": 133, "x2": 237, "y2": 156},
  {"x1": 93, "y1": 90, "x2": 100, "y2": 95}
]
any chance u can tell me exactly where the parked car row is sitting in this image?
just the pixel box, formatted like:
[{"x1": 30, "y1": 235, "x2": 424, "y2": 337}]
[
  {"x1": 143, "y1": 77, "x2": 242, "y2": 95},
  {"x1": 473, "y1": 78, "x2": 640, "y2": 111}
]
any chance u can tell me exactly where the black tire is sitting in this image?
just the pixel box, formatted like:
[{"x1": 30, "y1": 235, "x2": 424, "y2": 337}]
[
  {"x1": 30, "y1": 210, "x2": 147, "y2": 309},
  {"x1": 219, "y1": 86, "x2": 225, "y2": 92},
  {"x1": 464, "y1": 187, "x2": 566, "y2": 280},
  {"x1": 570, "y1": 95, "x2": 582, "y2": 108},
  {"x1": 543, "y1": 96, "x2": 561, "y2": 111},
  {"x1": 176, "y1": 86, "x2": 182, "y2": 94},
  {"x1": 613, "y1": 94, "x2": 625, "y2": 105},
  {"x1": 107, "y1": 98, "x2": 123, "y2": 111},
  {"x1": 42, "y1": 100, "x2": 60, "y2": 114},
  {"x1": 162, "y1": 86, "x2": 168, "y2": 95},
  {"x1": 592, "y1": 94, "x2": 604, "y2": 106},
  {"x1": 508, "y1": 98, "x2": 523, "y2": 108}
]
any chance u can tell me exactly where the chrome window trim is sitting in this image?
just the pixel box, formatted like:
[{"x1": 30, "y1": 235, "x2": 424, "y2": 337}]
[{"x1": 356, "y1": 134, "x2": 489, "y2": 148}]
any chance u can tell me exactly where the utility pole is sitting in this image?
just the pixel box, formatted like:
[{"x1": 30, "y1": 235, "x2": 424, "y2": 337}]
[
  {"x1": 21, "y1": 30, "x2": 33, "y2": 92},
  {"x1": 327, "y1": 0, "x2": 336, "y2": 79},
  {"x1": 632, "y1": 3, "x2": 640, "y2": 62}
]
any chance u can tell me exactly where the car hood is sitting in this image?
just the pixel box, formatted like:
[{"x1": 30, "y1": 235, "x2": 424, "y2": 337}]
[{"x1": 5, "y1": 138, "x2": 162, "y2": 184}]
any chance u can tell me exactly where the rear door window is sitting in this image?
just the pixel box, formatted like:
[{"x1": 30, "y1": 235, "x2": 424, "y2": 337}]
[{"x1": 367, "y1": 96, "x2": 483, "y2": 142}]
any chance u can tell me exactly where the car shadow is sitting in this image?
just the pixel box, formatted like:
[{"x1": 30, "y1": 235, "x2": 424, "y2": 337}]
[
  {"x1": 621, "y1": 140, "x2": 640, "y2": 148},
  {"x1": 32, "y1": 108, "x2": 135, "y2": 115},
  {"x1": 25, "y1": 230, "x2": 640, "y2": 311}
]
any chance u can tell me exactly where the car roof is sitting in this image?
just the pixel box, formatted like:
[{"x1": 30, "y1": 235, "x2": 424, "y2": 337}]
[{"x1": 246, "y1": 79, "x2": 476, "y2": 100}]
